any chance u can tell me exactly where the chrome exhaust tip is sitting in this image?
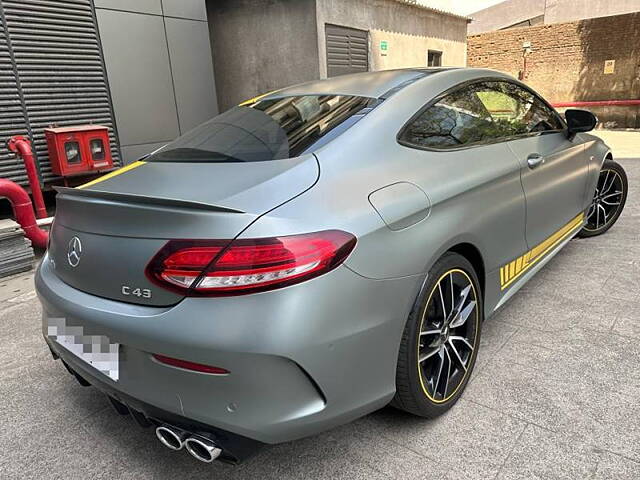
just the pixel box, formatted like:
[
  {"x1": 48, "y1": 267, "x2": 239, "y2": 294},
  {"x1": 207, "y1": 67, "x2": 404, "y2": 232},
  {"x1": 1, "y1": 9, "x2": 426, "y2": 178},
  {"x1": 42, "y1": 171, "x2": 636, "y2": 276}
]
[
  {"x1": 155, "y1": 425, "x2": 187, "y2": 451},
  {"x1": 184, "y1": 436, "x2": 222, "y2": 463}
]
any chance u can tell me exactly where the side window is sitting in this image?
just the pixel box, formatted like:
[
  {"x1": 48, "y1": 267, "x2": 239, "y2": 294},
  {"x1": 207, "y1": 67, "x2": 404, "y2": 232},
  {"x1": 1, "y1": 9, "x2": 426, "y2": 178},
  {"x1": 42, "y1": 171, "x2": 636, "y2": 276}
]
[
  {"x1": 400, "y1": 80, "x2": 564, "y2": 150},
  {"x1": 476, "y1": 81, "x2": 564, "y2": 134}
]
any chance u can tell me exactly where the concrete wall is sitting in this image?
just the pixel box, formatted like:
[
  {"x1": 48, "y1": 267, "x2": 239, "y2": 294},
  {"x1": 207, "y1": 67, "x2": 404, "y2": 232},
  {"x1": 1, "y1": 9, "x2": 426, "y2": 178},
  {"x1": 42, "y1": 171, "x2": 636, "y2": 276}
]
[
  {"x1": 469, "y1": 0, "x2": 640, "y2": 34},
  {"x1": 316, "y1": 0, "x2": 468, "y2": 77},
  {"x1": 95, "y1": 0, "x2": 218, "y2": 164},
  {"x1": 468, "y1": 13, "x2": 640, "y2": 128},
  {"x1": 206, "y1": 0, "x2": 320, "y2": 112}
]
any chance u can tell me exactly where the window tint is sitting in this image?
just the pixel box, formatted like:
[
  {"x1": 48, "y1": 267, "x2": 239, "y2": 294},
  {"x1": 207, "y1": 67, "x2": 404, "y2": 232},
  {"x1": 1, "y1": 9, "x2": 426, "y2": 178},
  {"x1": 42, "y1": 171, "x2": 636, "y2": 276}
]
[
  {"x1": 148, "y1": 95, "x2": 378, "y2": 163},
  {"x1": 400, "y1": 80, "x2": 564, "y2": 149}
]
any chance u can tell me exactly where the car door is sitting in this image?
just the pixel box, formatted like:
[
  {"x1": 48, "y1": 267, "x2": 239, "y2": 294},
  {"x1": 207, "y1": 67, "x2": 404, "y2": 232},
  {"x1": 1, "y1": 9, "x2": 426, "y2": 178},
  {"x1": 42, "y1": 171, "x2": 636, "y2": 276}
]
[
  {"x1": 393, "y1": 79, "x2": 529, "y2": 284},
  {"x1": 475, "y1": 80, "x2": 588, "y2": 248}
]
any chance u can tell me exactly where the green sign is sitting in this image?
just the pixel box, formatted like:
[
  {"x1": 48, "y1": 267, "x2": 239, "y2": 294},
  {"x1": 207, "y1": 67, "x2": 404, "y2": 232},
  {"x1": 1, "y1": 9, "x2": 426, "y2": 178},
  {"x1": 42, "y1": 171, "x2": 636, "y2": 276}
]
[{"x1": 380, "y1": 40, "x2": 388, "y2": 51}]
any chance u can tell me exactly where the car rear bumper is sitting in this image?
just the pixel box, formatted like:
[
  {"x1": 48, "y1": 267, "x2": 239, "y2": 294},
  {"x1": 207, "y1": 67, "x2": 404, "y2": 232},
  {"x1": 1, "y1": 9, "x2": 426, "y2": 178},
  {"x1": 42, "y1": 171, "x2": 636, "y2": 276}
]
[{"x1": 36, "y1": 253, "x2": 423, "y2": 445}]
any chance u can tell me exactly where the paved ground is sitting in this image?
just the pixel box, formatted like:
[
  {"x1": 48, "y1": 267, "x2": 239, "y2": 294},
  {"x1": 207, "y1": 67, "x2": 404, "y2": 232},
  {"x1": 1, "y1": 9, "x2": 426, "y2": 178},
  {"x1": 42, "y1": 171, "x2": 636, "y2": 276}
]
[{"x1": 1, "y1": 132, "x2": 639, "y2": 479}]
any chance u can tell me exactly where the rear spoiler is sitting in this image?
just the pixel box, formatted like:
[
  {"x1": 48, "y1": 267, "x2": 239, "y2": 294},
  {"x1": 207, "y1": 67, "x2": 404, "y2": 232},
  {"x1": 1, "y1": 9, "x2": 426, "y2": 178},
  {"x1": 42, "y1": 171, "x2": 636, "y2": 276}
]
[{"x1": 54, "y1": 186, "x2": 245, "y2": 214}]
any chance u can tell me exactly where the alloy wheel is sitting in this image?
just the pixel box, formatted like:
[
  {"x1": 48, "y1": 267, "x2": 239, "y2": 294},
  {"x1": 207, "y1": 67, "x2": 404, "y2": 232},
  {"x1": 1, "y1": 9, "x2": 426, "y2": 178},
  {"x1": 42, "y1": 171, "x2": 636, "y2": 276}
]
[
  {"x1": 584, "y1": 168, "x2": 624, "y2": 232},
  {"x1": 417, "y1": 269, "x2": 479, "y2": 403}
]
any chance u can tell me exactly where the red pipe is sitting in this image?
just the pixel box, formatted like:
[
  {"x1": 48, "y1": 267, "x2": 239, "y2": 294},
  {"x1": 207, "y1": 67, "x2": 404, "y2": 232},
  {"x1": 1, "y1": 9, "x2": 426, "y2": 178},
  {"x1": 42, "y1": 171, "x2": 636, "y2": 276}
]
[
  {"x1": 552, "y1": 99, "x2": 640, "y2": 108},
  {"x1": 0, "y1": 178, "x2": 49, "y2": 249},
  {"x1": 7, "y1": 135, "x2": 47, "y2": 219}
]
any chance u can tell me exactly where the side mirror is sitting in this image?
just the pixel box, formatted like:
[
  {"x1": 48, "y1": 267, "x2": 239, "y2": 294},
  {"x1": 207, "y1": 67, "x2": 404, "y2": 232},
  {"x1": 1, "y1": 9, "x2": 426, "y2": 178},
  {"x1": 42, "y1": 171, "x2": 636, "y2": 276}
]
[{"x1": 565, "y1": 109, "x2": 597, "y2": 135}]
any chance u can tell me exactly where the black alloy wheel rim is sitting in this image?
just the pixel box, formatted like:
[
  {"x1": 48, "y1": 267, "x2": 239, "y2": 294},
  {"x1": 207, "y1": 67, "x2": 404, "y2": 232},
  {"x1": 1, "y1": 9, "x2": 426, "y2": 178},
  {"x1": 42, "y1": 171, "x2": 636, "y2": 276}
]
[
  {"x1": 584, "y1": 168, "x2": 624, "y2": 232},
  {"x1": 417, "y1": 269, "x2": 479, "y2": 403}
]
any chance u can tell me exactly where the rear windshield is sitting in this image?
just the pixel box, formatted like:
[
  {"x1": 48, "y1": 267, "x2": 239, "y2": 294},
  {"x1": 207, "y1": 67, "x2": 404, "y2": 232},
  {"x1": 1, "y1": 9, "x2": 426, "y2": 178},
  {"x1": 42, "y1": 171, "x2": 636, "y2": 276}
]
[{"x1": 148, "y1": 95, "x2": 379, "y2": 163}]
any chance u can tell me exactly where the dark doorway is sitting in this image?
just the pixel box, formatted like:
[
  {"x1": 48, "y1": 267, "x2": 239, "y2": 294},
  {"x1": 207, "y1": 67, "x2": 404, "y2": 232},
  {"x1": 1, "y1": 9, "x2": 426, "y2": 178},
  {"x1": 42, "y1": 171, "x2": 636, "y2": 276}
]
[{"x1": 428, "y1": 50, "x2": 442, "y2": 67}]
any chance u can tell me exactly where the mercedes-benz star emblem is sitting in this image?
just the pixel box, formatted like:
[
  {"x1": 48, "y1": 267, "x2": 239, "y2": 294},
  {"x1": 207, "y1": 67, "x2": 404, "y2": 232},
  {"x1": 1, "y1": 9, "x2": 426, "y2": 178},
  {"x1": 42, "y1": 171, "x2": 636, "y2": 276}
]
[{"x1": 67, "y1": 236, "x2": 82, "y2": 267}]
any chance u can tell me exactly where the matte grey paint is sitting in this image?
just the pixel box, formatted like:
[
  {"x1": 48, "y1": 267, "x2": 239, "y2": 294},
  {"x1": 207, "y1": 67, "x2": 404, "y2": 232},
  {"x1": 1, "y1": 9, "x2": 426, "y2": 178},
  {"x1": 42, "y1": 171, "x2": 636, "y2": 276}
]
[
  {"x1": 508, "y1": 133, "x2": 589, "y2": 247},
  {"x1": 37, "y1": 68, "x2": 608, "y2": 446},
  {"x1": 271, "y1": 68, "x2": 427, "y2": 99},
  {"x1": 368, "y1": 182, "x2": 431, "y2": 231},
  {"x1": 47, "y1": 155, "x2": 319, "y2": 306},
  {"x1": 82, "y1": 155, "x2": 319, "y2": 214}
]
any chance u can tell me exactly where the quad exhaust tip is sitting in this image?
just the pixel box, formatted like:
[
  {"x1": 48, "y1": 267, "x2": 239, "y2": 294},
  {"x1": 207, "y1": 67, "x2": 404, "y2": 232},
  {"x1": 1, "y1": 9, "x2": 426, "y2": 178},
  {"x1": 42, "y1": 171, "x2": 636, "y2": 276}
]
[
  {"x1": 155, "y1": 425, "x2": 188, "y2": 451},
  {"x1": 184, "y1": 436, "x2": 222, "y2": 463},
  {"x1": 155, "y1": 424, "x2": 222, "y2": 462}
]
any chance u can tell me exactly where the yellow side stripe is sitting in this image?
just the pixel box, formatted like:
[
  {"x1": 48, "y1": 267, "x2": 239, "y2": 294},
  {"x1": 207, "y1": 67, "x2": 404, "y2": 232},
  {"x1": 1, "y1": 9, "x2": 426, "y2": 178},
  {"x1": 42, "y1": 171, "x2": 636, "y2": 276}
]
[
  {"x1": 238, "y1": 89, "x2": 278, "y2": 107},
  {"x1": 76, "y1": 161, "x2": 146, "y2": 190},
  {"x1": 500, "y1": 213, "x2": 584, "y2": 290}
]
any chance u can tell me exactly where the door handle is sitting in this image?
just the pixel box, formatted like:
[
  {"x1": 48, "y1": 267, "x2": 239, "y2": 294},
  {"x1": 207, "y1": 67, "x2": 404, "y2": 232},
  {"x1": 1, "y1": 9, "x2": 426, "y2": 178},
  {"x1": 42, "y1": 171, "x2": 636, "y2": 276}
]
[{"x1": 527, "y1": 154, "x2": 545, "y2": 169}]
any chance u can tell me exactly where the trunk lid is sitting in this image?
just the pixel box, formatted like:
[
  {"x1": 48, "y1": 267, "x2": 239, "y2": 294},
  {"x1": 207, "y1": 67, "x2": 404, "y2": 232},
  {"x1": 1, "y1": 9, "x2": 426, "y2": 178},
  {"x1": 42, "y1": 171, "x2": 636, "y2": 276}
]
[{"x1": 48, "y1": 156, "x2": 318, "y2": 306}]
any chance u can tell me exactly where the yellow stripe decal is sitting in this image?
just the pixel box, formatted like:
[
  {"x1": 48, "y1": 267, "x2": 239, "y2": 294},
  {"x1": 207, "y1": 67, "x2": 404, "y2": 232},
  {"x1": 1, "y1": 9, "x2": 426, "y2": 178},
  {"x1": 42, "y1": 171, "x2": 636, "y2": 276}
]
[
  {"x1": 500, "y1": 213, "x2": 584, "y2": 291},
  {"x1": 77, "y1": 161, "x2": 146, "y2": 190},
  {"x1": 238, "y1": 90, "x2": 278, "y2": 107}
]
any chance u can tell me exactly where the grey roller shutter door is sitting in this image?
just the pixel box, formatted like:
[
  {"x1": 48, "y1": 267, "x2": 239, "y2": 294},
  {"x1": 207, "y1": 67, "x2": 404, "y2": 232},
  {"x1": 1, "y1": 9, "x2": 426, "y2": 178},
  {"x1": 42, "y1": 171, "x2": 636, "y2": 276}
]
[
  {"x1": 325, "y1": 24, "x2": 368, "y2": 78},
  {"x1": 0, "y1": 0, "x2": 120, "y2": 186},
  {"x1": 0, "y1": 12, "x2": 30, "y2": 184}
]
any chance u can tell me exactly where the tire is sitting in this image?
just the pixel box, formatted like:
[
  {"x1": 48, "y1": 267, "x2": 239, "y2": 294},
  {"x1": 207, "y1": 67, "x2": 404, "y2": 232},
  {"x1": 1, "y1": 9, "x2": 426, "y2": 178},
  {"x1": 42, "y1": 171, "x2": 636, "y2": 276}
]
[
  {"x1": 578, "y1": 159, "x2": 628, "y2": 238},
  {"x1": 392, "y1": 252, "x2": 482, "y2": 418}
]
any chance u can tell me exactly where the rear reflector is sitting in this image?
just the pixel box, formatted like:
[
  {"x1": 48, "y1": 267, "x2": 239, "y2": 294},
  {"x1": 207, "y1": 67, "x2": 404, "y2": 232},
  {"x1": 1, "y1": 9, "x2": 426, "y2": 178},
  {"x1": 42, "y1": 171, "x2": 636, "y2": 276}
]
[
  {"x1": 146, "y1": 230, "x2": 356, "y2": 296},
  {"x1": 152, "y1": 354, "x2": 229, "y2": 375}
]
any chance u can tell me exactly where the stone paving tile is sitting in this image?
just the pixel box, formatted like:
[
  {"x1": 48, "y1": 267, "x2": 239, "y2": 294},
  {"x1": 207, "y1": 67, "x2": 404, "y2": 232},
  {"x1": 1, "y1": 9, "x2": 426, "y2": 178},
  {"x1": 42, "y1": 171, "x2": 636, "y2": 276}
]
[
  {"x1": 495, "y1": 424, "x2": 600, "y2": 480},
  {"x1": 474, "y1": 318, "x2": 519, "y2": 372},
  {"x1": 0, "y1": 422, "x2": 129, "y2": 480},
  {"x1": 613, "y1": 302, "x2": 640, "y2": 339},
  {"x1": 356, "y1": 399, "x2": 527, "y2": 479},
  {"x1": 466, "y1": 327, "x2": 640, "y2": 461},
  {"x1": 593, "y1": 451, "x2": 640, "y2": 480}
]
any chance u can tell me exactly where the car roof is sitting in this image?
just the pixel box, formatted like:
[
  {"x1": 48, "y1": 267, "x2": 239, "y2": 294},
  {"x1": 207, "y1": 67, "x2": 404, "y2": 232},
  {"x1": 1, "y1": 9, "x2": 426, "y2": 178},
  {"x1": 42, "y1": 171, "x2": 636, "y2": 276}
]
[{"x1": 265, "y1": 68, "x2": 460, "y2": 100}]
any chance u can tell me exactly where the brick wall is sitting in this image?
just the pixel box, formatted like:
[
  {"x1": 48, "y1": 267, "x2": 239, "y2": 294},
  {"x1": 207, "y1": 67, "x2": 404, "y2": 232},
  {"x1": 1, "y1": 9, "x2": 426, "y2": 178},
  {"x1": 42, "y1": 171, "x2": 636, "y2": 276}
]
[{"x1": 468, "y1": 13, "x2": 640, "y2": 128}]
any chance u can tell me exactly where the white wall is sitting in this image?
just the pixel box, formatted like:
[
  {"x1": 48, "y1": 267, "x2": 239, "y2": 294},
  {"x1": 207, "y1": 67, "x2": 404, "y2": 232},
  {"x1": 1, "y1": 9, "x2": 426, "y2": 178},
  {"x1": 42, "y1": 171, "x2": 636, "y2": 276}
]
[{"x1": 95, "y1": 0, "x2": 218, "y2": 164}]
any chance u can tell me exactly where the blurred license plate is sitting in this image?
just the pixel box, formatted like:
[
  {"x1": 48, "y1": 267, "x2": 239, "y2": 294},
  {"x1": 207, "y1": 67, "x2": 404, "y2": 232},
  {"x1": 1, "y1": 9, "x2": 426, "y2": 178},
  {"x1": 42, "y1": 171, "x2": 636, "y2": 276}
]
[{"x1": 47, "y1": 317, "x2": 119, "y2": 381}]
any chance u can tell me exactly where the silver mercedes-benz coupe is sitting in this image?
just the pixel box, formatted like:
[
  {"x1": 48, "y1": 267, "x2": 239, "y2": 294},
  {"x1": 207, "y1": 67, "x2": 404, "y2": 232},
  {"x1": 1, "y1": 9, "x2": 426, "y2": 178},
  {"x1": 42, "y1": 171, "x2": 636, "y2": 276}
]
[{"x1": 36, "y1": 68, "x2": 628, "y2": 463}]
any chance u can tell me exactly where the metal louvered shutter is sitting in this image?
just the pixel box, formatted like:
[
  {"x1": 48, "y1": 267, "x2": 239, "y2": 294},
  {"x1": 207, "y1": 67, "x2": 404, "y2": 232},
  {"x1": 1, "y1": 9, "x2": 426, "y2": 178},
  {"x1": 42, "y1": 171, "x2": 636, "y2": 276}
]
[
  {"x1": 325, "y1": 24, "x2": 369, "y2": 78},
  {"x1": 0, "y1": 11, "x2": 30, "y2": 184},
  {"x1": 0, "y1": 0, "x2": 120, "y2": 186}
]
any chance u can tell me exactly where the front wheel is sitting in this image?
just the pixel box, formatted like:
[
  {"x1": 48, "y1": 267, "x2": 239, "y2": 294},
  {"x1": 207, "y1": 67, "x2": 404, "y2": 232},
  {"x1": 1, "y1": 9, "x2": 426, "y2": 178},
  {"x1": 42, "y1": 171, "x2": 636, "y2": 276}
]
[
  {"x1": 578, "y1": 159, "x2": 627, "y2": 237},
  {"x1": 392, "y1": 252, "x2": 482, "y2": 418}
]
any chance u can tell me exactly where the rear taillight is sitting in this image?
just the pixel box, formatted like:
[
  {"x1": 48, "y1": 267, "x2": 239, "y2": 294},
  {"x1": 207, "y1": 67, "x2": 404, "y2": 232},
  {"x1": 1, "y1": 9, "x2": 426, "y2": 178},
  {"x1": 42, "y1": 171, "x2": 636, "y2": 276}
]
[{"x1": 146, "y1": 230, "x2": 356, "y2": 296}]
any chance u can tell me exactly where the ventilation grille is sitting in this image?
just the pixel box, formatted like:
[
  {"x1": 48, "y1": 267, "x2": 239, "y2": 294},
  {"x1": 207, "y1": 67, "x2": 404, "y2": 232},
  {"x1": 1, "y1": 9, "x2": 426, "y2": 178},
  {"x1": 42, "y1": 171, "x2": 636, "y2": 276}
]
[
  {"x1": 0, "y1": 0, "x2": 120, "y2": 185},
  {"x1": 325, "y1": 24, "x2": 368, "y2": 78}
]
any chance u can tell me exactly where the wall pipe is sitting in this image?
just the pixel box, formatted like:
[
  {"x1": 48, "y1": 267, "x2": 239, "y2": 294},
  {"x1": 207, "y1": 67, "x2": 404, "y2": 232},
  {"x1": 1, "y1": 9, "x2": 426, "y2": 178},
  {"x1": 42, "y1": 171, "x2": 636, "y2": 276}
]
[
  {"x1": 6, "y1": 135, "x2": 47, "y2": 219},
  {"x1": 552, "y1": 100, "x2": 640, "y2": 108},
  {"x1": 0, "y1": 178, "x2": 49, "y2": 249}
]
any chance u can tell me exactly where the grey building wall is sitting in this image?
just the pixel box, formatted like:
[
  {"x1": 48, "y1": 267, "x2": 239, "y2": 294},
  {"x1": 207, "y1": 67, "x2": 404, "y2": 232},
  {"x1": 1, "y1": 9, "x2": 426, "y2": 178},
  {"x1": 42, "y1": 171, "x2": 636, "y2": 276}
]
[
  {"x1": 316, "y1": 0, "x2": 468, "y2": 78},
  {"x1": 206, "y1": 0, "x2": 320, "y2": 112},
  {"x1": 95, "y1": 0, "x2": 218, "y2": 164},
  {"x1": 469, "y1": 0, "x2": 640, "y2": 34},
  {"x1": 207, "y1": 0, "x2": 467, "y2": 112}
]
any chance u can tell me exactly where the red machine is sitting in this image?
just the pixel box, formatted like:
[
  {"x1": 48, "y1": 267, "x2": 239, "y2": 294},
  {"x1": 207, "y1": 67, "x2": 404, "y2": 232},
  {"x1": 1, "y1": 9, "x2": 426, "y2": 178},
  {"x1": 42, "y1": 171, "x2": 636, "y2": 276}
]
[{"x1": 45, "y1": 125, "x2": 113, "y2": 176}]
